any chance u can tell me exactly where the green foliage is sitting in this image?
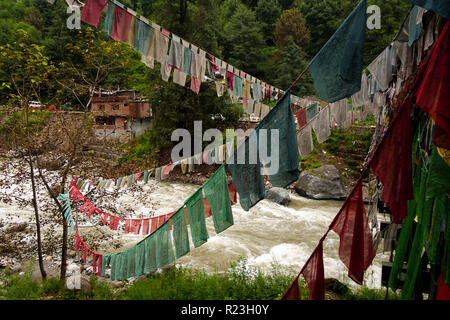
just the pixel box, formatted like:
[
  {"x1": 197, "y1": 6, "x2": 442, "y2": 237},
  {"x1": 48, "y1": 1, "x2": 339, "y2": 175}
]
[
  {"x1": 255, "y1": 0, "x2": 282, "y2": 45},
  {"x1": 120, "y1": 258, "x2": 299, "y2": 300},
  {"x1": 273, "y1": 40, "x2": 314, "y2": 97},
  {"x1": 0, "y1": 259, "x2": 401, "y2": 300},
  {"x1": 221, "y1": 1, "x2": 266, "y2": 78},
  {"x1": 275, "y1": 7, "x2": 310, "y2": 52}
]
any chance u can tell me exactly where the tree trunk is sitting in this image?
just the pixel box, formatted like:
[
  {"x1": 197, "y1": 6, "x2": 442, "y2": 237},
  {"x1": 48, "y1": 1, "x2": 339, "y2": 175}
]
[
  {"x1": 60, "y1": 219, "x2": 68, "y2": 280},
  {"x1": 37, "y1": 166, "x2": 69, "y2": 280},
  {"x1": 28, "y1": 156, "x2": 47, "y2": 280}
]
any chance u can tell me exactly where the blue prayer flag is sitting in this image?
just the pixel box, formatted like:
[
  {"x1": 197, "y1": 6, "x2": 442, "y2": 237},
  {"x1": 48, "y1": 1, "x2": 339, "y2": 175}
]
[
  {"x1": 309, "y1": 0, "x2": 366, "y2": 103},
  {"x1": 407, "y1": 0, "x2": 450, "y2": 20}
]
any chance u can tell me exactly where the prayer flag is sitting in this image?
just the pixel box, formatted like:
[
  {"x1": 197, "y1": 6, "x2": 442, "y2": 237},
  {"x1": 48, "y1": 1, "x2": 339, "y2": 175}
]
[
  {"x1": 301, "y1": 242, "x2": 325, "y2": 300},
  {"x1": 330, "y1": 179, "x2": 376, "y2": 284},
  {"x1": 309, "y1": 0, "x2": 366, "y2": 103},
  {"x1": 81, "y1": 0, "x2": 106, "y2": 27}
]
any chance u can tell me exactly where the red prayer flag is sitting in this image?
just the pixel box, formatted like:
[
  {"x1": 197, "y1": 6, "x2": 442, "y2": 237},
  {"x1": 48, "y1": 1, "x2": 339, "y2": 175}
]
[
  {"x1": 150, "y1": 216, "x2": 158, "y2": 233},
  {"x1": 295, "y1": 108, "x2": 307, "y2": 128},
  {"x1": 134, "y1": 172, "x2": 143, "y2": 181},
  {"x1": 164, "y1": 163, "x2": 173, "y2": 175},
  {"x1": 132, "y1": 219, "x2": 142, "y2": 234},
  {"x1": 102, "y1": 213, "x2": 109, "y2": 226},
  {"x1": 281, "y1": 277, "x2": 302, "y2": 300},
  {"x1": 111, "y1": 5, "x2": 133, "y2": 43},
  {"x1": 226, "y1": 71, "x2": 234, "y2": 91},
  {"x1": 92, "y1": 253, "x2": 98, "y2": 273},
  {"x1": 228, "y1": 181, "x2": 237, "y2": 205},
  {"x1": 97, "y1": 255, "x2": 103, "y2": 277},
  {"x1": 124, "y1": 219, "x2": 132, "y2": 233},
  {"x1": 330, "y1": 179, "x2": 376, "y2": 285},
  {"x1": 437, "y1": 275, "x2": 450, "y2": 300},
  {"x1": 142, "y1": 219, "x2": 150, "y2": 235},
  {"x1": 204, "y1": 198, "x2": 212, "y2": 218},
  {"x1": 161, "y1": 28, "x2": 171, "y2": 37},
  {"x1": 369, "y1": 98, "x2": 413, "y2": 224},
  {"x1": 301, "y1": 242, "x2": 325, "y2": 300},
  {"x1": 87, "y1": 206, "x2": 96, "y2": 217},
  {"x1": 81, "y1": 0, "x2": 106, "y2": 27},
  {"x1": 415, "y1": 21, "x2": 450, "y2": 141},
  {"x1": 208, "y1": 54, "x2": 219, "y2": 73}
]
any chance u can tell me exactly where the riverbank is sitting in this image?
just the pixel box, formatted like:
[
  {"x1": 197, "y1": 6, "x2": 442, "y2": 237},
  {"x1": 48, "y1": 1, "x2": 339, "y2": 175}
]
[{"x1": 0, "y1": 259, "x2": 400, "y2": 300}]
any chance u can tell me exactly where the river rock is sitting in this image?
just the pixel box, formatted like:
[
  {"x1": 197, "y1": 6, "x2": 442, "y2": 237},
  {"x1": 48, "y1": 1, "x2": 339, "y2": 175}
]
[
  {"x1": 65, "y1": 274, "x2": 92, "y2": 293},
  {"x1": 295, "y1": 165, "x2": 347, "y2": 200},
  {"x1": 265, "y1": 187, "x2": 291, "y2": 206}
]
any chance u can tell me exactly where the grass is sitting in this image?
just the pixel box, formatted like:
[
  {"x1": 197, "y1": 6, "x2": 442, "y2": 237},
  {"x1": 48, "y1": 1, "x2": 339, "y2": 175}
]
[{"x1": 0, "y1": 258, "x2": 401, "y2": 300}]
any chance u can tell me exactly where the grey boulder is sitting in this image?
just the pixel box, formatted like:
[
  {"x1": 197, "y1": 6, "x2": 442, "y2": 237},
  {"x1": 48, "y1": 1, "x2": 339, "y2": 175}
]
[
  {"x1": 265, "y1": 187, "x2": 291, "y2": 206},
  {"x1": 295, "y1": 165, "x2": 347, "y2": 200}
]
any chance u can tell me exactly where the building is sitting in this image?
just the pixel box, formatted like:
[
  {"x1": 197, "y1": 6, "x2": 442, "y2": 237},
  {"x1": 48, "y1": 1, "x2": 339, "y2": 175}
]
[{"x1": 91, "y1": 89, "x2": 152, "y2": 141}]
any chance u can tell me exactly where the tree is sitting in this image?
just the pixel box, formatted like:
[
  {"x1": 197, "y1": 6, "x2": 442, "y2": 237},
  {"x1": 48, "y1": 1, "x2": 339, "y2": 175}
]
[
  {"x1": 255, "y1": 0, "x2": 282, "y2": 46},
  {"x1": 273, "y1": 39, "x2": 314, "y2": 96},
  {"x1": 56, "y1": 28, "x2": 133, "y2": 111},
  {"x1": 221, "y1": 2, "x2": 266, "y2": 77},
  {"x1": 0, "y1": 29, "x2": 57, "y2": 280},
  {"x1": 274, "y1": 7, "x2": 310, "y2": 52}
]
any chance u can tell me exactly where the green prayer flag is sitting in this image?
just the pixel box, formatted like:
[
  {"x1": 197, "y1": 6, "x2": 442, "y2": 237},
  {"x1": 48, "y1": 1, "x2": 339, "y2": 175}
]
[
  {"x1": 144, "y1": 233, "x2": 158, "y2": 273},
  {"x1": 103, "y1": 1, "x2": 115, "y2": 36},
  {"x1": 170, "y1": 207, "x2": 190, "y2": 259},
  {"x1": 426, "y1": 146, "x2": 450, "y2": 198},
  {"x1": 184, "y1": 47, "x2": 192, "y2": 76},
  {"x1": 185, "y1": 188, "x2": 209, "y2": 247},
  {"x1": 155, "y1": 167, "x2": 162, "y2": 181},
  {"x1": 203, "y1": 165, "x2": 234, "y2": 234},
  {"x1": 134, "y1": 19, "x2": 154, "y2": 55},
  {"x1": 116, "y1": 177, "x2": 123, "y2": 189},
  {"x1": 143, "y1": 170, "x2": 149, "y2": 184},
  {"x1": 135, "y1": 241, "x2": 146, "y2": 277},
  {"x1": 127, "y1": 246, "x2": 136, "y2": 279},
  {"x1": 101, "y1": 255, "x2": 111, "y2": 278},
  {"x1": 127, "y1": 174, "x2": 133, "y2": 188},
  {"x1": 227, "y1": 129, "x2": 265, "y2": 211},
  {"x1": 309, "y1": 0, "x2": 366, "y2": 102},
  {"x1": 155, "y1": 222, "x2": 175, "y2": 269},
  {"x1": 306, "y1": 103, "x2": 319, "y2": 122},
  {"x1": 256, "y1": 91, "x2": 299, "y2": 188},
  {"x1": 109, "y1": 254, "x2": 117, "y2": 280}
]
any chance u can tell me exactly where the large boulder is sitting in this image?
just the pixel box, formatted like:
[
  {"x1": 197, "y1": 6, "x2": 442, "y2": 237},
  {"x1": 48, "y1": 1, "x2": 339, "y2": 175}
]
[
  {"x1": 295, "y1": 165, "x2": 347, "y2": 200},
  {"x1": 265, "y1": 187, "x2": 291, "y2": 206}
]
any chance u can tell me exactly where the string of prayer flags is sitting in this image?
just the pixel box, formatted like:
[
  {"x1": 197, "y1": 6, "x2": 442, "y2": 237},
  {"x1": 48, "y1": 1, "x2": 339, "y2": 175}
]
[{"x1": 309, "y1": 0, "x2": 366, "y2": 103}]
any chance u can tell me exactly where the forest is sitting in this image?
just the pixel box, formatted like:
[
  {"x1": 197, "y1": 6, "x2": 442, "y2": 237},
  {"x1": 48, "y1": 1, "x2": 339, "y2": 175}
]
[{"x1": 0, "y1": 0, "x2": 411, "y2": 161}]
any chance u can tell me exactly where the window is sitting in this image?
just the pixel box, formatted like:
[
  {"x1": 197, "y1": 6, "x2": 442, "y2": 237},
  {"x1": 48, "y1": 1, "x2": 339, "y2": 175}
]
[
  {"x1": 112, "y1": 104, "x2": 119, "y2": 111},
  {"x1": 95, "y1": 116, "x2": 115, "y2": 126}
]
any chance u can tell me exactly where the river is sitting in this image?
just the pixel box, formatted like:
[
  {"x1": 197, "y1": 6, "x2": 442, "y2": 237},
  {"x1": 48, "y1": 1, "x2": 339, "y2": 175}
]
[{"x1": 0, "y1": 167, "x2": 389, "y2": 290}]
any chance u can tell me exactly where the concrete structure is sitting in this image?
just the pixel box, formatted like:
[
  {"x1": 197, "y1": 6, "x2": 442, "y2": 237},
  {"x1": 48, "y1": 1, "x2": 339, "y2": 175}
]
[{"x1": 91, "y1": 89, "x2": 152, "y2": 142}]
